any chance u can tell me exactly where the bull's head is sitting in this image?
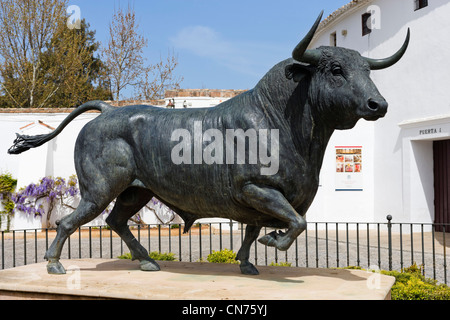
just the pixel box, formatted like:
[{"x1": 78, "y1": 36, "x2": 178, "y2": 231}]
[{"x1": 286, "y1": 11, "x2": 410, "y2": 129}]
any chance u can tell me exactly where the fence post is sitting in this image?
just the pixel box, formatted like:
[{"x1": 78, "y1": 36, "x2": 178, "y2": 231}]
[{"x1": 387, "y1": 215, "x2": 393, "y2": 271}]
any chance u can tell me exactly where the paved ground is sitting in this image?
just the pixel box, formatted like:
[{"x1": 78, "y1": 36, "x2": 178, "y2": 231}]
[{"x1": 1, "y1": 225, "x2": 449, "y2": 284}]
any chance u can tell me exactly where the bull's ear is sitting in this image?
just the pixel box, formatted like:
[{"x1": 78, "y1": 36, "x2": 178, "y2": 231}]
[{"x1": 285, "y1": 63, "x2": 312, "y2": 82}]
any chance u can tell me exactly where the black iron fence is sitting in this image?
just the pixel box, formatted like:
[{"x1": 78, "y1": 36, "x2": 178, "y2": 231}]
[{"x1": 1, "y1": 216, "x2": 449, "y2": 284}]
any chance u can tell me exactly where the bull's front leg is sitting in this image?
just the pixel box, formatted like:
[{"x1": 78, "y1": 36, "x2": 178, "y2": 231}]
[
  {"x1": 236, "y1": 225, "x2": 262, "y2": 275},
  {"x1": 241, "y1": 184, "x2": 306, "y2": 251}
]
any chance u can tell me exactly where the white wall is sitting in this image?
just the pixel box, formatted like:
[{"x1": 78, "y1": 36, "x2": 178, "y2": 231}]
[
  {"x1": 309, "y1": 0, "x2": 450, "y2": 224},
  {"x1": 306, "y1": 121, "x2": 375, "y2": 224},
  {"x1": 1, "y1": 113, "x2": 99, "y2": 186},
  {"x1": 0, "y1": 113, "x2": 99, "y2": 230},
  {"x1": 0, "y1": 103, "x2": 233, "y2": 230}
]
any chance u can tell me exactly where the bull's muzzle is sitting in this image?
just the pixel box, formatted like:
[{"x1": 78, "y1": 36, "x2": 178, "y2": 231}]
[{"x1": 365, "y1": 98, "x2": 388, "y2": 120}]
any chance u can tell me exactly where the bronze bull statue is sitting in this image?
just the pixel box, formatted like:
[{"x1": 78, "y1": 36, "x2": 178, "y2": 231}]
[{"x1": 8, "y1": 12, "x2": 409, "y2": 275}]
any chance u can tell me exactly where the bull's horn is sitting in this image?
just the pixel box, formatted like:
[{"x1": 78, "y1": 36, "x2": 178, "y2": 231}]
[
  {"x1": 292, "y1": 10, "x2": 323, "y2": 65},
  {"x1": 365, "y1": 28, "x2": 410, "y2": 70}
]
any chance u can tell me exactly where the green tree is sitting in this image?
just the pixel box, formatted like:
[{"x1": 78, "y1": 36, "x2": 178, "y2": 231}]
[
  {"x1": 102, "y1": 5, "x2": 182, "y2": 102},
  {"x1": 101, "y1": 5, "x2": 148, "y2": 102},
  {"x1": 0, "y1": 173, "x2": 17, "y2": 231},
  {"x1": 0, "y1": 0, "x2": 111, "y2": 108},
  {"x1": 137, "y1": 50, "x2": 183, "y2": 100},
  {"x1": 0, "y1": 0, "x2": 68, "y2": 108},
  {"x1": 40, "y1": 18, "x2": 112, "y2": 108}
]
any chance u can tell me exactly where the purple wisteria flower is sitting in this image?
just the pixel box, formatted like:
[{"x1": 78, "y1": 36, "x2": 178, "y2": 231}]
[
  {"x1": 11, "y1": 175, "x2": 172, "y2": 223},
  {"x1": 11, "y1": 176, "x2": 80, "y2": 217}
]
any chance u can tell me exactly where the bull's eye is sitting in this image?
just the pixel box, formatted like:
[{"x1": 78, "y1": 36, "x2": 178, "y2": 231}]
[{"x1": 332, "y1": 66, "x2": 343, "y2": 76}]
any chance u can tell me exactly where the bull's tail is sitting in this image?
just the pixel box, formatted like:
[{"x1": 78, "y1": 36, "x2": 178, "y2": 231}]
[{"x1": 7, "y1": 100, "x2": 113, "y2": 155}]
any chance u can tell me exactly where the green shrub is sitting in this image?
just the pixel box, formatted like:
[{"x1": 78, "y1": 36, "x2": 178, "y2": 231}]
[
  {"x1": 342, "y1": 263, "x2": 450, "y2": 300},
  {"x1": 149, "y1": 251, "x2": 176, "y2": 261},
  {"x1": 117, "y1": 252, "x2": 132, "y2": 260},
  {"x1": 391, "y1": 276, "x2": 450, "y2": 300},
  {"x1": 0, "y1": 173, "x2": 17, "y2": 195},
  {"x1": 381, "y1": 263, "x2": 450, "y2": 300},
  {"x1": 118, "y1": 251, "x2": 176, "y2": 261},
  {"x1": 206, "y1": 249, "x2": 239, "y2": 264},
  {"x1": 0, "y1": 173, "x2": 17, "y2": 231},
  {"x1": 269, "y1": 261, "x2": 292, "y2": 267},
  {"x1": 341, "y1": 266, "x2": 363, "y2": 270}
]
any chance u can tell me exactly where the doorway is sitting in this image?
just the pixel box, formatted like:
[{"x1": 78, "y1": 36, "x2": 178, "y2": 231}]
[{"x1": 433, "y1": 140, "x2": 450, "y2": 232}]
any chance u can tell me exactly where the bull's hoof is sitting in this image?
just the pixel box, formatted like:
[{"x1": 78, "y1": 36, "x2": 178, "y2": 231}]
[
  {"x1": 258, "y1": 230, "x2": 290, "y2": 251},
  {"x1": 240, "y1": 261, "x2": 259, "y2": 275},
  {"x1": 47, "y1": 260, "x2": 66, "y2": 275},
  {"x1": 258, "y1": 231, "x2": 278, "y2": 247},
  {"x1": 140, "y1": 259, "x2": 160, "y2": 271}
]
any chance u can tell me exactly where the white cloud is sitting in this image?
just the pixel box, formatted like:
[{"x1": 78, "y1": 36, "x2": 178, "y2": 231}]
[
  {"x1": 170, "y1": 26, "x2": 285, "y2": 77},
  {"x1": 171, "y1": 26, "x2": 232, "y2": 58}
]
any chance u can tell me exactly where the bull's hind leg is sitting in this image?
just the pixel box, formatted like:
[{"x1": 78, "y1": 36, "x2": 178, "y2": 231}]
[
  {"x1": 45, "y1": 199, "x2": 107, "y2": 274},
  {"x1": 241, "y1": 184, "x2": 306, "y2": 251},
  {"x1": 236, "y1": 225, "x2": 261, "y2": 275},
  {"x1": 106, "y1": 187, "x2": 160, "y2": 271}
]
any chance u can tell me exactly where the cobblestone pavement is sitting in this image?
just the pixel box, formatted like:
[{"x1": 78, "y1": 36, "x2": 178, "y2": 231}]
[{"x1": 1, "y1": 225, "x2": 449, "y2": 284}]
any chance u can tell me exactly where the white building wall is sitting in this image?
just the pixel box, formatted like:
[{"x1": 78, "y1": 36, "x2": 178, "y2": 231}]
[
  {"x1": 0, "y1": 98, "x2": 236, "y2": 230},
  {"x1": 307, "y1": 122, "x2": 375, "y2": 224},
  {"x1": 309, "y1": 0, "x2": 450, "y2": 224}
]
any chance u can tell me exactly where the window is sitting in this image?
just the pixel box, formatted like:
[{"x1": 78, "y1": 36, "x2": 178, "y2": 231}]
[
  {"x1": 415, "y1": 0, "x2": 428, "y2": 10},
  {"x1": 330, "y1": 32, "x2": 337, "y2": 47},
  {"x1": 362, "y1": 12, "x2": 372, "y2": 36}
]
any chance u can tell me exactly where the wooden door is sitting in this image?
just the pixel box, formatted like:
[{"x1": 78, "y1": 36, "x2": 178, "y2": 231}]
[{"x1": 433, "y1": 140, "x2": 450, "y2": 232}]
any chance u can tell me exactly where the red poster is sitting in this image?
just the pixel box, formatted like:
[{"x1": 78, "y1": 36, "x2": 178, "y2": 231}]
[{"x1": 335, "y1": 146, "x2": 363, "y2": 191}]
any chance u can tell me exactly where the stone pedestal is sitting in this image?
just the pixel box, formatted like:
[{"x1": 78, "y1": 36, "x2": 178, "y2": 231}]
[{"x1": 0, "y1": 259, "x2": 394, "y2": 300}]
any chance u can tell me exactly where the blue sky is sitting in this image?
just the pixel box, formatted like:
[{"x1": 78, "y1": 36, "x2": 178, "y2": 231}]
[{"x1": 71, "y1": 0, "x2": 350, "y2": 96}]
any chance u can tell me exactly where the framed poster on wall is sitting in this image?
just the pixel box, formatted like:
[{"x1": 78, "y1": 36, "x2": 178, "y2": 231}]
[{"x1": 335, "y1": 146, "x2": 363, "y2": 191}]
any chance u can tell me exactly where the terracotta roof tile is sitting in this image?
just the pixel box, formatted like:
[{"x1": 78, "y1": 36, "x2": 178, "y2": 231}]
[{"x1": 315, "y1": 0, "x2": 372, "y2": 36}]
